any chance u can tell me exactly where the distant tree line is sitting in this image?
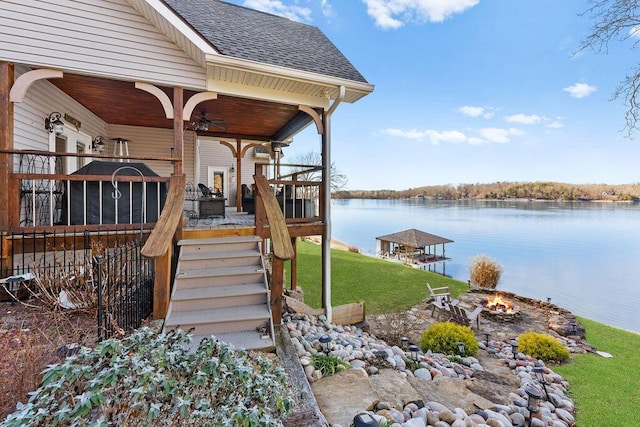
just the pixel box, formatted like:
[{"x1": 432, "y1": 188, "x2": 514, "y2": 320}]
[{"x1": 333, "y1": 182, "x2": 640, "y2": 201}]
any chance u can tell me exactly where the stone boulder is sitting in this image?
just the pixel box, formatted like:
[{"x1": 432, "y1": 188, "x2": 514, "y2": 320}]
[{"x1": 311, "y1": 368, "x2": 379, "y2": 427}]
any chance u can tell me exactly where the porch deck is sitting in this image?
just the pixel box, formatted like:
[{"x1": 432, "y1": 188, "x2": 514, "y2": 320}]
[{"x1": 184, "y1": 208, "x2": 255, "y2": 230}]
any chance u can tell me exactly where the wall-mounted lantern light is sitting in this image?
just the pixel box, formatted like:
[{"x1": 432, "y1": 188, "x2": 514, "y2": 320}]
[
  {"x1": 45, "y1": 112, "x2": 64, "y2": 133},
  {"x1": 92, "y1": 136, "x2": 106, "y2": 153}
]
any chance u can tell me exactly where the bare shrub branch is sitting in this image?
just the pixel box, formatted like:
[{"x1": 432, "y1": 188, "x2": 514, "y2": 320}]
[{"x1": 578, "y1": 0, "x2": 640, "y2": 137}]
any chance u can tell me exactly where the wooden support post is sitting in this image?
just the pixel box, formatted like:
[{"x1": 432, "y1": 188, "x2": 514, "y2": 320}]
[
  {"x1": 290, "y1": 237, "x2": 297, "y2": 291},
  {"x1": 153, "y1": 247, "x2": 172, "y2": 319},
  {"x1": 0, "y1": 62, "x2": 14, "y2": 232},
  {"x1": 271, "y1": 257, "x2": 285, "y2": 325},
  {"x1": 235, "y1": 138, "x2": 241, "y2": 212},
  {"x1": 173, "y1": 87, "x2": 184, "y2": 176}
]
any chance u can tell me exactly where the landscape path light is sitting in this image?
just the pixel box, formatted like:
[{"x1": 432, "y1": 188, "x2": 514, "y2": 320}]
[
  {"x1": 319, "y1": 335, "x2": 332, "y2": 354},
  {"x1": 525, "y1": 385, "x2": 543, "y2": 427},
  {"x1": 456, "y1": 341, "x2": 465, "y2": 356},
  {"x1": 484, "y1": 332, "x2": 491, "y2": 347},
  {"x1": 400, "y1": 336, "x2": 409, "y2": 351},
  {"x1": 353, "y1": 412, "x2": 377, "y2": 427},
  {"x1": 533, "y1": 367, "x2": 551, "y2": 401},
  {"x1": 408, "y1": 344, "x2": 420, "y2": 361},
  {"x1": 511, "y1": 340, "x2": 519, "y2": 359}
]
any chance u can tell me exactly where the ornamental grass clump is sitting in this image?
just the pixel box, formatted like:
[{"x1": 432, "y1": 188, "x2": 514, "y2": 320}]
[
  {"x1": 518, "y1": 331, "x2": 570, "y2": 362},
  {"x1": 468, "y1": 254, "x2": 503, "y2": 289},
  {"x1": 312, "y1": 354, "x2": 350, "y2": 377},
  {"x1": 420, "y1": 322, "x2": 479, "y2": 357},
  {"x1": 1, "y1": 327, "x2": 295, "y2": 427}
]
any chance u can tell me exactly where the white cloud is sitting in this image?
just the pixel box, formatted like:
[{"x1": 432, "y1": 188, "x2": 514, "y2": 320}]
[
  {"x1": 242, "y1": 0, "x2": 312, "y2": 22},
  {"x1": 563, "y1": 83, "x2": 597, "y2": 99},
  {"x1": 458, "y1": 105, "x2": 495, "y2": 119},
  {"x1": 630, "y1": 25, "x2": 640, "y2": 40},
  {"x1": 382, "y1": 128, "x2": 428, "y2": 141},
  {"x1": 504, "y1": 114, "x2": 542, "y2": 125},
  {"x1": 381, "y1": 128, "x2": 467, "y2": 144},
  {"x1": 467, "y1": 137, "x2": 486, "y2": 145},
  {"x1": 425, "y1": 130, "x2": 467, "y2": 144},
  {"x1": 362, "y1": 0, "x2": 480, "y2": 29},
  {"x1": 458, "y1": 105, "x2": 484, "y2": 117},
  {"x1": 546, "y1": 116, "x2": 564, "y2": 129},
  {"x1": 478, "y1": 127, "x2": 521, "y2": 144},
  {"x1": 321, "y1": 0, "x2": 334, "y2": 17}
]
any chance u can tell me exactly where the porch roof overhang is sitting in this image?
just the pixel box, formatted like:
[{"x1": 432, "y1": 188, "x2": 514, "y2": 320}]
[
  {"x1": 48, "y1": 72, "x2": 326, "y2": 143},
  {"x1": 113, "y1": 0, "x2": 374, "y2": 142}
]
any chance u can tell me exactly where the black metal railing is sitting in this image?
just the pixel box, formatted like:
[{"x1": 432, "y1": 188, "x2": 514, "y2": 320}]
[
  {"x1": 7, "y1": 151, "x2": 170, "y2": 230},
  {"x1": 95, "y1": 244, "x2": 153, "y2": 341},
  {"x1": 0, "y1": 228, "x2": 153, "y2": 341}
]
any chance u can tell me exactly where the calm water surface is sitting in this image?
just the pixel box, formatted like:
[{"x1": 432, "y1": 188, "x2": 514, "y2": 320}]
[{"x1": 331, "y1": 199, "x2": 640, "y2": 333}]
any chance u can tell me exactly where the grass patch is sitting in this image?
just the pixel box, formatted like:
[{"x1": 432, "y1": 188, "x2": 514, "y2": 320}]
[
  {"x1": 554, "y1": 317, "x2": 640, "y2": 426},
  {"x1": 288, "y1": 240, "x2": 468, "y2": 314}
]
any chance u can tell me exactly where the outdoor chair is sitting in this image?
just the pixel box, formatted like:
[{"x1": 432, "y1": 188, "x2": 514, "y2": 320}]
[
  {"x1": 198, "y1": 183, "x2": 213, "y2": 198},
  {"x1": 426, "y1": 283, "x2": 452, "y2": 320},
  {"x1": 450, "y1": 304, "x2": 483, "y2": 329}
]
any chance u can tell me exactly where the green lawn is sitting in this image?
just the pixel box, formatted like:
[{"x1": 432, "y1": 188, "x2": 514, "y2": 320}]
[
  {"x1": 290, "y1": 240, "x2": 640, "y2": 425},
  {"x1": 287, "y1": 240, "x2": 468, "y2": 313},
  {"x1": 286, "y1": 242, "x2": 467, "y2": 313},
  {"x1": 553, "y1": 317, "x2": 640, "y2": 425}
]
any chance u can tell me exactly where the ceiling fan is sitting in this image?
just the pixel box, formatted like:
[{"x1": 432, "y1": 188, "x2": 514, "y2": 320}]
[{"x1": 186, "y1": 110, "x2": 227, "y2": 131}]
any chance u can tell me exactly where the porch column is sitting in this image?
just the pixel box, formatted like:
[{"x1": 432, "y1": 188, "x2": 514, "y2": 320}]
[
  {"x1": 173, "y1": 87, "x2": 184, "y2": 176},
  {"x1": 290, "y1": 237, "x2": 298, "y2": 290},
  {"x1": 320, "y1": 86, "x2": 345, "y2": 323},
  {"x1": 235, "y1": 139, "x2": 241, "y2": 212},
  {"x1": 321, "y1": 108, "x2": 332, "y2": 320},
  {"x1": 0, "y1": 62, "x2": 14, "y2": 231}
]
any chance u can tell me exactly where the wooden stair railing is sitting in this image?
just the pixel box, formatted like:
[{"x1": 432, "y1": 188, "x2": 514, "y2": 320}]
[
  {"x1": 141, "y1": 174, "x2": 186, "y2": 319},
  {"x1": 253, "y1": 175, "x2": 294, "y2": 324}
]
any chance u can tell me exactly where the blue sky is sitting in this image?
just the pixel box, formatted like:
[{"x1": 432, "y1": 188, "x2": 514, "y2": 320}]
[{"x1": 230, "y1": 0, "x2": 639, "y2": 190}]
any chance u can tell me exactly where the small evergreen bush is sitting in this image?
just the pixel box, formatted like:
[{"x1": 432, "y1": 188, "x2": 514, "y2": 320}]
[
  {"x1": 468, "y1": 254, "x2": 503, "y2": 289},
  {"x1": 518, "y1": 331, "x2": 570, "y2": 362},
  {"x1": 1, "y1": 327, "x2": 295, "y2": 427},
  {"x1": 420, "y1": 322, "x2": 479, "y2": 356}
]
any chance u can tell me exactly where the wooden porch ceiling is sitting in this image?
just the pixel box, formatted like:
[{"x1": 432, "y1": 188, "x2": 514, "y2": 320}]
[{"x1": 51, "y1": 74, "x2": 305, "y2": 141}]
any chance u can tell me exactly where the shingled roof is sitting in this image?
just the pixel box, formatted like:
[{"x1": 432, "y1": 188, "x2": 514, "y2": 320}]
[
  {"x1": 163, "y1": 0, "x2": 368, "y2": 84},
  {"x1": 376, "y1": 229, "x2": 454, "y2": 248}
]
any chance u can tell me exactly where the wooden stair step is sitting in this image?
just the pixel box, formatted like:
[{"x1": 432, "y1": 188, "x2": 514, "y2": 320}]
[
  {"x1": 190, "y1": 331, "x2": 275, "y2": 351},
  {"x1": 179, "y1": 250, "x2": 260, "y2": 261},
  {"x1": 164, "y1": 304, "x2": 270, "y2": 328},
  {"x1": 175, "y1": 265, "x2": 264, "y2": 279},
  {"x1": 178, "y1": 236, "x2": 261, "y2": 246},
  {"x1": 173, "y1": 283, "x2": 267, "y2": 301}
]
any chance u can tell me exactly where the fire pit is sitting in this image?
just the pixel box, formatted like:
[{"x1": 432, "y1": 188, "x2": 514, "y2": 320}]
[{"x1": 483, "y1": 293, "x2": 521, "y2": 321}]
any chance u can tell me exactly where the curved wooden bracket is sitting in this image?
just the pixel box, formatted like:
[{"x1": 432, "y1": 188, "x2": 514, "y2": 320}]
[
  {"x1": 183, "y1": 92, "x2": 219, "y2": 121},
  {"x1": 219, "y1": 140, "x2": 237, "y2": 157},
  {"x1": 135, "y1": 82, "x2": 174, "y2": 119},
  {"x1": 298, "y1": 105, "x2": 324, "y2": 135},
  {"x1": 10, "y1": 69, "x2": 63, "y2": 103},
  {"x1": 241, "y1": 142, "x2": 261, "y2": 158}
]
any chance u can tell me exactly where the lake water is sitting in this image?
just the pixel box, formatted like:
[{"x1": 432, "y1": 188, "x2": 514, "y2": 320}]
[{"x1": 330, "y1": 199, "x2": 640, "y2": 333}]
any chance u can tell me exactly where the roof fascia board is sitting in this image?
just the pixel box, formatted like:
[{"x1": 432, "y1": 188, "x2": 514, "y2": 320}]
[
  {"x1": 206, "y1": 78, "x2": 330, "y2": 109},
  {"x1": 136, "y1": 0, "x2": 218, "y2": 55},
  {"x1": 206, "y1": 54, "x2": 375, "y2": 99}
]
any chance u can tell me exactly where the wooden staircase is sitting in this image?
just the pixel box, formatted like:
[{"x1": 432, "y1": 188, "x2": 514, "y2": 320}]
[{"x1": 163, "y1": 236, "x2": 275, "y2": 351}]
